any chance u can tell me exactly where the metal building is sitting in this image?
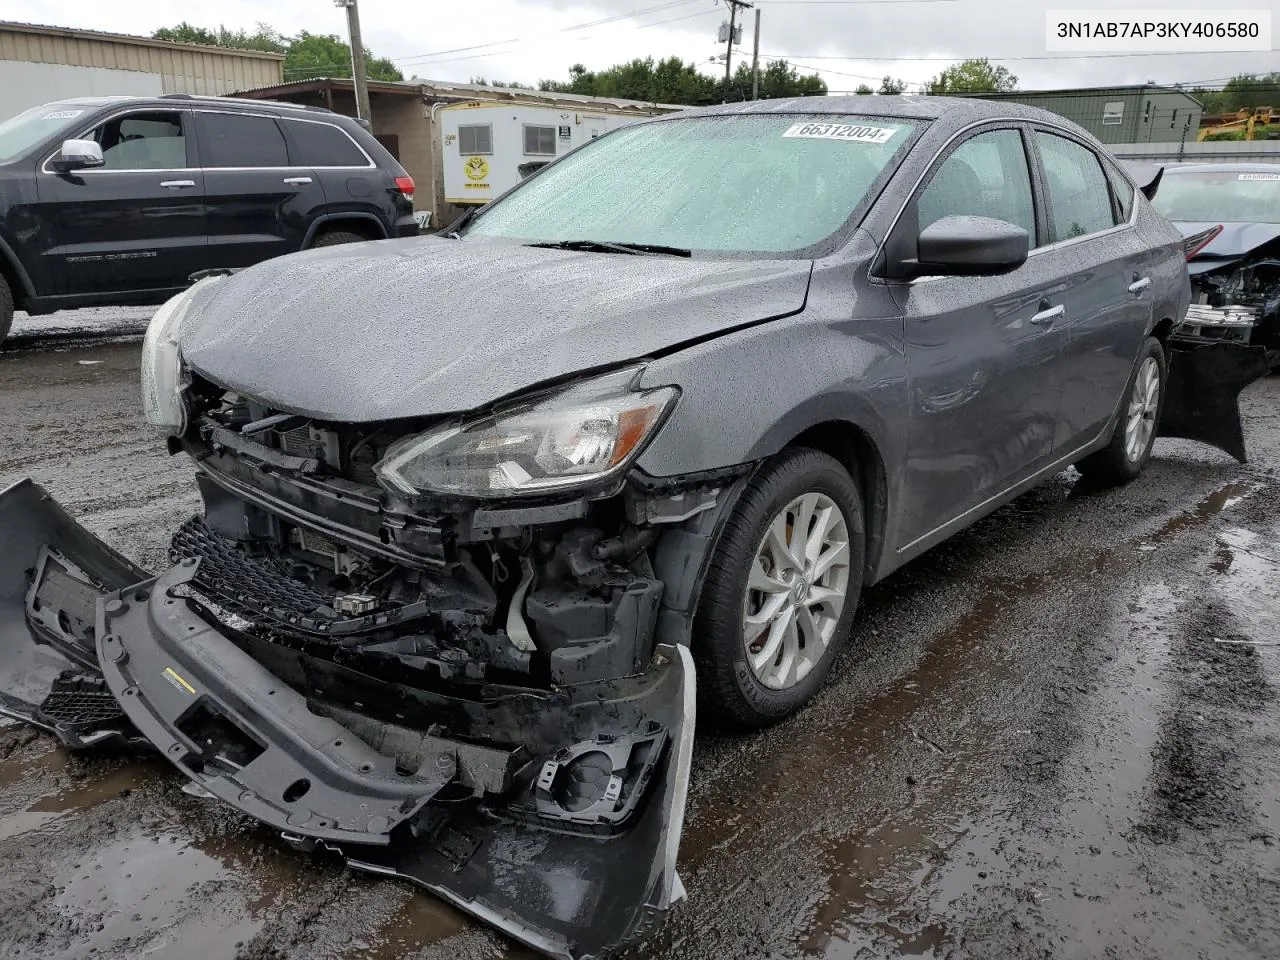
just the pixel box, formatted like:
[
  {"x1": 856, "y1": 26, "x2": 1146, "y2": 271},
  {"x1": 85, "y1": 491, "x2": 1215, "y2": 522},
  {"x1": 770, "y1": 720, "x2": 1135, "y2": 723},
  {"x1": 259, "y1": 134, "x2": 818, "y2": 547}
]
[
  {"x1": 972, "y1": 85, "x2": 1203, "y2": 144},
  {"x1": 0, "y1": 21, "x2": 284, "y2": 120}
]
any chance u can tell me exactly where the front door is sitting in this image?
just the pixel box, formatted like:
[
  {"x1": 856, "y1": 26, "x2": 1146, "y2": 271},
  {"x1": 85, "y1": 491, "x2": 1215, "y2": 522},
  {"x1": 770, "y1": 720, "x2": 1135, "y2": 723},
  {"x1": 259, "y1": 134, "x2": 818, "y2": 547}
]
[
  {"x1": 892, "y1": 126, "x2": 1068, "y2": 550},
  {"x1": 40, "y1": 109, "x2": 206, "y2": 296},
  {"x1": 193, "y1": 110, "x2": 325, "y2": 269}
]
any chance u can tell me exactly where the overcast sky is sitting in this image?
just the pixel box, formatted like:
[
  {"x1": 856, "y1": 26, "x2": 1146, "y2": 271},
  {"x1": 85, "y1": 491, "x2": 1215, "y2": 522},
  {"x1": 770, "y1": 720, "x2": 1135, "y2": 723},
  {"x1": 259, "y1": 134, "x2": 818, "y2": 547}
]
[{"x1": 8, "y1": 0, "x2": 1278, "y2": 93}]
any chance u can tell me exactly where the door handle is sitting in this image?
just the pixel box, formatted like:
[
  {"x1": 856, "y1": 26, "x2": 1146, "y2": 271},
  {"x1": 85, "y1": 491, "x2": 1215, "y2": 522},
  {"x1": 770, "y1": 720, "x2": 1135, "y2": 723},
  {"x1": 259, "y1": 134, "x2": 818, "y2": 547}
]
[
  {"x1": 283, "y1": 176, "x2": 313, "y2": 185},
  {"x1": 1030, "y1": 304, "x2": 1065, "y2": 326},
  {"x1": 159, "y1": 179, "x2": 196, "y2": 189},
  {"x1": 1128, "y1": 276, "x2": 1152, "y2": 294}
]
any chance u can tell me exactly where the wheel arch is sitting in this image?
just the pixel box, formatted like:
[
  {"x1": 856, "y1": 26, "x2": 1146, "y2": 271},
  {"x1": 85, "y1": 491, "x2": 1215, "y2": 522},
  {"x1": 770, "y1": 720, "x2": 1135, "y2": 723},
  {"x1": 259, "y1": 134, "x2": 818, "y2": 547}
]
[
  {"x1": 782, "y1": 420, "x2": 889, "y2": 589},
  {"x1": 302, "y1": 213, "x2": 388, "y2": 248},
  {"x1": 0, "y1": 234, "x2": 35, "y2": 311}
]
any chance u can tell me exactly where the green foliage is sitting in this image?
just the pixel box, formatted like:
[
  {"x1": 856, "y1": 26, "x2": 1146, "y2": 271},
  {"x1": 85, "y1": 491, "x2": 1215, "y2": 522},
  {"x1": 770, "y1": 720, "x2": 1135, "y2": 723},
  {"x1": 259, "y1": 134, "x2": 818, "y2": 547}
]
[
  {"x1": 854, "y1": 83, "x2": 874, "y2": 96},
  {"x1": 926, "y1": 58, "x2": 1018, "y2": 95},
  {"x1": 538, "y1": 56, "x2": 825, "y2": 106},
  {"x1": 1190, "y1": 73, "x2": 1280, "y2": 114},
  {"x1": 151, "y1": 22, "x2": 403, "y2": 82},
  {"x1": 878, "y1": 76, "x2": 907, "y2": 95},
  {"x1": 469, "y1": 77, "x2": 533, "y2": 90}
]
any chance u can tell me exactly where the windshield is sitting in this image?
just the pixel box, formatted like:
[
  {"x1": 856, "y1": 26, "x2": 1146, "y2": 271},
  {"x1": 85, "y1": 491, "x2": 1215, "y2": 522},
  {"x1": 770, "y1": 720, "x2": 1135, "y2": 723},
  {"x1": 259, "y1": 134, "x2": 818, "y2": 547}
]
[
  {"x1": 1153, "y1": 170, "x2": 1280, "y2": 224},
  {"x1": 0, "y1": 104, "x2": 91, "y2": 164},
  {"x1": 466, "y1": 113, "x2": 920, "y2": 256}
]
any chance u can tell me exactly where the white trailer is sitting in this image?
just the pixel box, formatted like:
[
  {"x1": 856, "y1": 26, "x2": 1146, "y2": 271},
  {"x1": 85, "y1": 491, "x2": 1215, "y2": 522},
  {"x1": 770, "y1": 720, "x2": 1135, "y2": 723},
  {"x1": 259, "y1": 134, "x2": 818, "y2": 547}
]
[{"x1": 439, "y1": 101, "x2": 651, "y2": 205}]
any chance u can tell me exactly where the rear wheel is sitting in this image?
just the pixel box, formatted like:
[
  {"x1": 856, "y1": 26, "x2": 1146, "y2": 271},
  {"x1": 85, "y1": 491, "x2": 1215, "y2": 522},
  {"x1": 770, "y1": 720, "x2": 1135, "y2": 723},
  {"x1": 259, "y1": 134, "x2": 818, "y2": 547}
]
[
  {"x1": 1076, "y1": 336, "x2": 1166, "y2": 486},
  {"x1": 693, "y1": 448, "x2": 865, "y2": 728},
  {"x1": 310, "y1": 228, "x2": 368, "y2": 248},
  {"x1": 0, "y1": 275, "x2": 13, "y2": 347}
]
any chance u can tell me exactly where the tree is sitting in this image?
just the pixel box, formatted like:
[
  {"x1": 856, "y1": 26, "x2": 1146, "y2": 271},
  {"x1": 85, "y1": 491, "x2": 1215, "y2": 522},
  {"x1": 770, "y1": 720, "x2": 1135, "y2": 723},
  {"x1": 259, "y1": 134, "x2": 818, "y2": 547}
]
[
  {"x1": 877, "y1": 76, "x2": 907, "y2": 95},
  {"x1": 1191, "y1": 73, "x2": 1280, "y2": 114},
  {"x1": 926, "y1": 58, "x2": 1017, "y2": 95},
  {"x1": 539, "y1": 56, "x2": 825, "y2": 106},
  {"x1": 855, "y1": 83, "x2": 874, "y2": 96},
  {"x1": 151, "y1": 22, "x2": 402, "y2": 82}
]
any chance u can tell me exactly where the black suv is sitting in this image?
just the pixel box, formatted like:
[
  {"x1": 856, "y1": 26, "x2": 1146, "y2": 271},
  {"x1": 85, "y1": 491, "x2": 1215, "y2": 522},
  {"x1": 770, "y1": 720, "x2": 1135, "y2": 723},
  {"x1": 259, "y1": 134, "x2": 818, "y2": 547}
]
[{"x1": 0, "y1": 94, "x2": 419, "y2": 343}]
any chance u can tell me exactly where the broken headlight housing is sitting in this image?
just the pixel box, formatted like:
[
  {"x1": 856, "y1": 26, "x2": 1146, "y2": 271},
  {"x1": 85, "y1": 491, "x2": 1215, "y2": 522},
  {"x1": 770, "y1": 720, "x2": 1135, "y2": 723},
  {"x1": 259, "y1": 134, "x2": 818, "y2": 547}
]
[
  {"x1": 375, "y1": 366, "x2": 678, "y2": 498},
  {"x1": 140, "y1": 278, "x2": 218, "y2": 435}
]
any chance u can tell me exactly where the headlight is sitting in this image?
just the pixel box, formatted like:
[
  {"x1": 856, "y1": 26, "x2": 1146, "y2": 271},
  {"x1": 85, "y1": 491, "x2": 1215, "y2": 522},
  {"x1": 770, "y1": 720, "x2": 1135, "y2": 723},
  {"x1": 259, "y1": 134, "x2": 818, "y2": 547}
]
[
  {"x1": 140, "y1": 278, "x2": 216, "y2": 434},
  {"x1": 375, "y1": 366, "x2": 678, "y2": 498}
]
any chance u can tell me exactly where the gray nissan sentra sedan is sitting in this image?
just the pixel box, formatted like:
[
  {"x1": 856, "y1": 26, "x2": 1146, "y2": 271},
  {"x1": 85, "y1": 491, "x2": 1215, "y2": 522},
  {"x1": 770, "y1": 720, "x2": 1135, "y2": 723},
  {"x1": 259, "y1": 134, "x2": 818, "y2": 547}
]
[{"x1": 0, "y1": 96, "x2": 1268, "y2": 958}]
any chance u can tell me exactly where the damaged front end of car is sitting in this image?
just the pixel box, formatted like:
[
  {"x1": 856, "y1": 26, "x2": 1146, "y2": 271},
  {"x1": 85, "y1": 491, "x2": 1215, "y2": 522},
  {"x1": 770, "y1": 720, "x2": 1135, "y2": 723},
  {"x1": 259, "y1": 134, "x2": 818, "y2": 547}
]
[{"x1": 0, "y1": 287, "x2": 745, "y2": 958}]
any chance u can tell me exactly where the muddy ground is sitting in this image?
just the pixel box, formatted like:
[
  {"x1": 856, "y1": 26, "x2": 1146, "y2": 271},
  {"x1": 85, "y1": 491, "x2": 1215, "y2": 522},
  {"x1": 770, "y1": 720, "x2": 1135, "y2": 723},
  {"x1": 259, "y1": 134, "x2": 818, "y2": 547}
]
[{"x1": 0, "y1": 338, "x2": 1277, "y2": 960}]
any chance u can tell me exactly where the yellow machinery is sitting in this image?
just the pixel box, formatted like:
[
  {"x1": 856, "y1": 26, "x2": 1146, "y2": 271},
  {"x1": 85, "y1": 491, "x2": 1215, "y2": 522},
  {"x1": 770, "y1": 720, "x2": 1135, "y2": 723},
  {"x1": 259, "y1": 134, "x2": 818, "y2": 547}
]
[{"x1": 1197, "y1": 106, "x2": 1274, "y2": 142}]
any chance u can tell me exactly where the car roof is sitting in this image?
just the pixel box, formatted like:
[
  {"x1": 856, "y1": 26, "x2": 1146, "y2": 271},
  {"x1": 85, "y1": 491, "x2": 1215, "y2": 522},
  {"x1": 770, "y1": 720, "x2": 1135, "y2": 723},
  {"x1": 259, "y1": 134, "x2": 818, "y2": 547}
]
[
  {"x1": 674, "y1": 94, "x2": 1073, "y2": 126},
  {"x1": 39, "y1": 94, "x2": 342, "y2": 119},
  {"x1": 1160, "y1": 162, "x2": 1280, "y2": 174}
]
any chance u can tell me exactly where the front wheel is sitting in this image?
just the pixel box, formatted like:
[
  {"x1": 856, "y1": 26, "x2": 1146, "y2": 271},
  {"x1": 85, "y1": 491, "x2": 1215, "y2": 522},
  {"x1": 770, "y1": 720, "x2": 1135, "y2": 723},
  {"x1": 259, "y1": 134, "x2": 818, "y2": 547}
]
[
  {"x1": 692, "y1": 448, "x2": 865, "y2": 728},
  {"x1": 1076, "y1": 336, "x2": 1166, "y2": 486}
]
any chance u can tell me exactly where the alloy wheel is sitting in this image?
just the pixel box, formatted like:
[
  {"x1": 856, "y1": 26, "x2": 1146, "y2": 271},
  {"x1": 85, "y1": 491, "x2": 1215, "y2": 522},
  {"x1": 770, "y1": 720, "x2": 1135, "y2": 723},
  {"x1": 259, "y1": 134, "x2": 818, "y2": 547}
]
[
  {"x1": 1125, "y1": 356, "x2": 1161, "y2": 462},
  {"x1": 742, "y1": 492, "x2": 852, "y2": 690}
]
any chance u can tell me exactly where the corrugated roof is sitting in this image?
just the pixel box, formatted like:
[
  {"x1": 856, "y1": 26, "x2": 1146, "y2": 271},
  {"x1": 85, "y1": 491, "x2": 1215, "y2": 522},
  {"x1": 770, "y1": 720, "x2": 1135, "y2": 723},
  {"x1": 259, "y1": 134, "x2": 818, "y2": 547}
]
[{"x1": 0, "y1": 20, "x2": 285, "y2": 59}]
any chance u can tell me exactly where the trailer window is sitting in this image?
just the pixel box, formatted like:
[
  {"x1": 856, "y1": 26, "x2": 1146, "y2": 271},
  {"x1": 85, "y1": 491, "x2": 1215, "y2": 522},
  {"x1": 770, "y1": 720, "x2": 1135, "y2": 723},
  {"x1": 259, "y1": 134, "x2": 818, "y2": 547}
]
[
  {"x1": 458, "y1": 124, "x2": 492, "y2": 155},
  {"x1": 523, "y1": 124, "x2": 557, "y2": 156},
  {"x1": 467, "y1": 113, "x2": 921, "y2": 258}
]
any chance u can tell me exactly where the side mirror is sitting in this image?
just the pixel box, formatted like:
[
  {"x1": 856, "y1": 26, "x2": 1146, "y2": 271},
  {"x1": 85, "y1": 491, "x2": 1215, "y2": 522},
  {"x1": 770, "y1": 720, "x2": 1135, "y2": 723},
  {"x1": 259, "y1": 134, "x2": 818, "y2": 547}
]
[
  {"x1": 894, "y1": 215, "x2": 1029, "y2": 279},
  {"x1": 50, "y1": 138, "x2": 104, "y2": 173}
]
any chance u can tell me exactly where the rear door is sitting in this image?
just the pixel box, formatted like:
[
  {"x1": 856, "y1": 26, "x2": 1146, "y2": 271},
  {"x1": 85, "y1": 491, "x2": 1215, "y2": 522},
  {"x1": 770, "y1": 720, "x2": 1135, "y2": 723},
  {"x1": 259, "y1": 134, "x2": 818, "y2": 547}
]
[
  {"x1": 1029, "y1": 130, "x2": 1153, "y2": 456},
  {"x1": 892, "y1": 125, "x2": 1069, "y2": 549},
  {"x1": 40, "y1": 108, "x2": 206, "y2": 296},
  {"x1": 277, "y1": 116, "x2": 384, "y2": 229},
  {"x1": 193, "y1": 110, "x2": 325, "y2": 269}
]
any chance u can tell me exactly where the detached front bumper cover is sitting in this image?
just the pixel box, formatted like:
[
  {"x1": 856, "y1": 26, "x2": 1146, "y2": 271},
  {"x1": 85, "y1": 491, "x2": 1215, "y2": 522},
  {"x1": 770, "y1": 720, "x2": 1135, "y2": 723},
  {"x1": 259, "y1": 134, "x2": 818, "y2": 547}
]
[{"x1": 0, "y1": 480, "x2": 696, "y2": 960}]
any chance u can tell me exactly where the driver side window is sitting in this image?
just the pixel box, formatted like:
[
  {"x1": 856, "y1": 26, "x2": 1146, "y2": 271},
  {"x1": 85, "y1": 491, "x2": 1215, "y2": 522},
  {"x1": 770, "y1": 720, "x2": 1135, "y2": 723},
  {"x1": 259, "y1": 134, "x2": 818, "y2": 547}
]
[
  {"x1": 87, "y1": 111, "x2": 188, "y2": 171},
  {"x1": 917, "y1": 129, "x2": 1036, "y2": 241}
]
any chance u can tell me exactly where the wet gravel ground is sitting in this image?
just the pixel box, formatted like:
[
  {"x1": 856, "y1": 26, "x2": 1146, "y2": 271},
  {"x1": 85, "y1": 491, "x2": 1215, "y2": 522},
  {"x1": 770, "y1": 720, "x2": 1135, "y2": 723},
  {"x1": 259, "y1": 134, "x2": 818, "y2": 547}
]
[{"x1": 1, "y1": 338, "x2": 1278, "y2": 960}]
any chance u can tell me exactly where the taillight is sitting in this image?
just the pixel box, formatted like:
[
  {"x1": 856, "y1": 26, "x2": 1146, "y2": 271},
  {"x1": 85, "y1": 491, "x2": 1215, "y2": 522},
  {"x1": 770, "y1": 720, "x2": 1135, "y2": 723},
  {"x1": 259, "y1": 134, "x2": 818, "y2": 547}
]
[
  {"x1": 1183, "y1": 224, "x2": 1222, "y2": 261},
  {"x1": 394, "y1": 175, "x2": 415, "y2": 198}
]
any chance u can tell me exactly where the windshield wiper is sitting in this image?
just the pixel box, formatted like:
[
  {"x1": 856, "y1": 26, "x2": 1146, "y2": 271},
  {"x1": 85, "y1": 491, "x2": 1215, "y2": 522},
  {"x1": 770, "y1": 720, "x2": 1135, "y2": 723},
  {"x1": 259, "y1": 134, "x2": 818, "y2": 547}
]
[{"x1": 526, "y1": 239, "x2": 692, "y2": 257}]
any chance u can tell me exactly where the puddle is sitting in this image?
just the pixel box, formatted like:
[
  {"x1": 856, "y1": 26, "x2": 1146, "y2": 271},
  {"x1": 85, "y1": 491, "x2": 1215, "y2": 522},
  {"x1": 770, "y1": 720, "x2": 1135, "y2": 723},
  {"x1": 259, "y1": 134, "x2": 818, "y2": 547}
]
[
  {"x1": 1147, "y1": 481, "x2": 1261, "y2": 545},
  {"x1": 51, "y1": 830, "x2": 263, "y2": 958},
  {"x1": 0, "y1": 759, "x2": 162, "y2": 843},
  {"x1": 356, "y1": 891, "x2": 476, "y2": 960}
]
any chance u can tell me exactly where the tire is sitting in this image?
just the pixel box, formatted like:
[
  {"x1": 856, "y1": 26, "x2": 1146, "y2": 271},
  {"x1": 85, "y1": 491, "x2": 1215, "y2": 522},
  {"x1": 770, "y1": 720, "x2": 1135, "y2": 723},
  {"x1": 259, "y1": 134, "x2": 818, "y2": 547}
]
[
  {"x1": 692, "y1": 448, "x2": 866, "y2": 729},
  {"x1": 310, "y1": 229, "x2": 367, "y2": 248},
  {"x1": 0, "y1": 274, "x2": 13, "y2": 347},
  {"x1": 1075, "y1": 336, "x2": 1167, "y2": 486}
]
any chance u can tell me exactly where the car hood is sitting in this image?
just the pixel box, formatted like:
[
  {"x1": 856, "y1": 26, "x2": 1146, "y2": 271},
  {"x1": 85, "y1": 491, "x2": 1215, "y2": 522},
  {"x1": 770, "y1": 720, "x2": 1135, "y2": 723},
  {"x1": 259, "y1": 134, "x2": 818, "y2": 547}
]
[
  {"x1": 1174, "y1": 220, "x2": 1280, "y2": 275},
  {"x1": 180, "y1": 236, "x2": 813, "y2": 422}
]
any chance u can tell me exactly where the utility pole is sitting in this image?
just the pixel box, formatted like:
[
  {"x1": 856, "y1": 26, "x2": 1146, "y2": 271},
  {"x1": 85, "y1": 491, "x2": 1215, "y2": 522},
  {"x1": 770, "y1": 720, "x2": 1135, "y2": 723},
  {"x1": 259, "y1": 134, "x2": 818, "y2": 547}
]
[
  {"x1": 751, "y1": 8, "x2": 761, "y2": 100},
  {"x1": 720, "y1": 0, "x2": 753, "y2": 100},
  {"x1": 334, "y1": 0, "x2": 372, "y2": 124}
]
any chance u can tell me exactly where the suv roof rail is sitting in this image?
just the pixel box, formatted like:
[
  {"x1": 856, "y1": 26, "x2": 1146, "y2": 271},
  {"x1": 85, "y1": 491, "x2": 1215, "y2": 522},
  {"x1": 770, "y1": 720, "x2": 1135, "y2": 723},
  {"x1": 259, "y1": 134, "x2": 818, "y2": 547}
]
[{"x1": 155, "y1": 93, "x2": 335, "y2": 115}]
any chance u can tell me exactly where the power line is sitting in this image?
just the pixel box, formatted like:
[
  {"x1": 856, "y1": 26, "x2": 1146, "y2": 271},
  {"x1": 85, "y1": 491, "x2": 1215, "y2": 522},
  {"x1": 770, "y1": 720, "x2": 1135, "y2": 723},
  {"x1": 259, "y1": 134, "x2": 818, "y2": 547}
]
[{"x1": 764, "y1": 49, "x2": 1280, "y2": 62}]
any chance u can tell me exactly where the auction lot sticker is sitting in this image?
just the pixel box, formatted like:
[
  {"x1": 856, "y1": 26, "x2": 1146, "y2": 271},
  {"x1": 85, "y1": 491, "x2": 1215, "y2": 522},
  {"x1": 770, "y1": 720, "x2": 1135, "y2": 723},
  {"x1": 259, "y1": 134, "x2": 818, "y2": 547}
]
[{"x1": 783, "y1": 123, "x2": 897, "y2": 144}]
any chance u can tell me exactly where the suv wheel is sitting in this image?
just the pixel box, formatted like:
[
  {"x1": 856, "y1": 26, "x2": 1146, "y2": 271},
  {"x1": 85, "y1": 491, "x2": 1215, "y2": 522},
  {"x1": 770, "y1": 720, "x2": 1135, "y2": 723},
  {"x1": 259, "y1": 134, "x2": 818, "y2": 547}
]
[
  {"x1": 693, "y1": 448, "x2": 865, "y2": 728},
  {"x1": 0, "y1": 275, "x2": 13, "y2": 346},
  {"x1": 1076, "y1": 336, "x2": 1166, "y2": 486},
  {"x1": 311, "y1": 229, "x2": 368, "y2": 248}
]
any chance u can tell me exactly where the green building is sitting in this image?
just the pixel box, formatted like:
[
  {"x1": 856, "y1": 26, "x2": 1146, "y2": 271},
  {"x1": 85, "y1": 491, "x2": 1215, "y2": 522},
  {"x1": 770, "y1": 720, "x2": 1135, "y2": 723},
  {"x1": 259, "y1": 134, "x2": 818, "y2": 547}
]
[{"x1": 971, "y1": 85, "x2": 1203, "y2": 144}]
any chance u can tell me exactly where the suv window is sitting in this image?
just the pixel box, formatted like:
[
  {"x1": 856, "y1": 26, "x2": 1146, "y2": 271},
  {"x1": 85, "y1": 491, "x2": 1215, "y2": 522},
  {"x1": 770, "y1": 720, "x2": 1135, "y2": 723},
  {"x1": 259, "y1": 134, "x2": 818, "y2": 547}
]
[
  {"x1": 458, "y1": 124, "x2": 492, "y2": 155},
  {"x1": 917, "y1": 129, "x2": 1035, "y2": 240},
  {"x1": 88, "y1": 111, "x2": 188, "y2": 170},
  {"x1": 197, "y1": 112, "x2": 289, "y2": 168},
  {"x1": 523, "y1": 124, "x2": 557, "y2": 157},
  {"x1": 1036, "y1": 132, "x2": 1115, "y2": 241},
  {"x1": 283, "y1": 119, "x2": 368, "y2": 167}
]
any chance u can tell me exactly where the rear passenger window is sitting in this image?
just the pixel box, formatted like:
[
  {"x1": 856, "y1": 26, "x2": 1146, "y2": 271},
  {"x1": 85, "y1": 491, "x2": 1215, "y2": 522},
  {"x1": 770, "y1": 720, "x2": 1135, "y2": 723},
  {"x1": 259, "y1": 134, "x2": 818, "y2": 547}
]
[
  {"x1": 917, "y1": 129, "x2": 1035, "y2": 240},
  {"x1": 1036, "y1": 133, "x2": 1115, "y2": 241},
  {"x1": 90, "y1": 111, "x2": 188, "y2": 170},
  {"x1": 197, "y1": 113, "x2": 288, "y2": 168},
  {"x1": 284, "y1": 120, "x2": 368, "y2": 167}
]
